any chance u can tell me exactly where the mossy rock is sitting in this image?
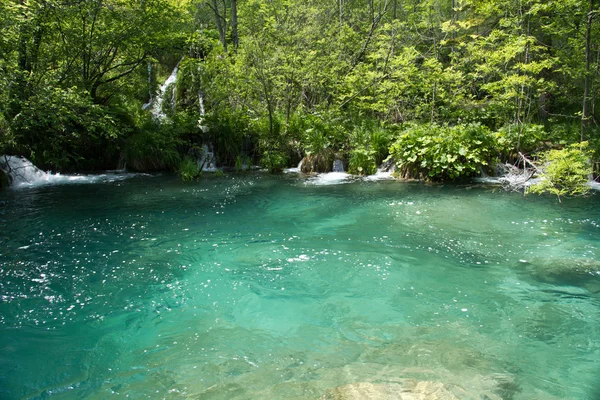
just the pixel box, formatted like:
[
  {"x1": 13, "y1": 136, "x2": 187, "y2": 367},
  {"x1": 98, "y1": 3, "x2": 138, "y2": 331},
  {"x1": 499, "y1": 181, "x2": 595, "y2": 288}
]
[
  {"x1": 300, "y1": 150, "x2": 335, "y2": 173},
  {"x1": 522, "y1": 258, "x2": 600, "y2": 285}
]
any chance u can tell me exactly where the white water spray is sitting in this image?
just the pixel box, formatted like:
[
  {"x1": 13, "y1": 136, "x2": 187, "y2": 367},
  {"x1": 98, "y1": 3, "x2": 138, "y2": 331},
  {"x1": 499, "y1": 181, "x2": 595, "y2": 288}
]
[
  {"x1": 144, "y1": 60, "x2": 182, "y2": 120},
  {"x1": 332, "y1": 159, "x2": 345, "y2": 172},
  {"x1": 199, "y1": 144, "x2": 217, "y2": 172},
  {"x1": 0, "y1": 155, "x2": 143, "y2": 189},
  {"x1": 284, "y1": 160, "x2": 304, "y2": 173}
]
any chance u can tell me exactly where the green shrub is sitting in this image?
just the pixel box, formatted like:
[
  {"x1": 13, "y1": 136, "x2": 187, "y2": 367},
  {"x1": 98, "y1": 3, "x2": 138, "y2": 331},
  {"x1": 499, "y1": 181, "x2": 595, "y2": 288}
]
[
  {"x1": 528, "y1": 142, "x2": 592, "y2": 200},
  {"x1": 124, "y1": 124, "x2": 181, "y2": 171},
  {"x1": 12, "y1": 87, "x2": 126, "y2": 170},
  {"x1": 298, "y1": 112, "x2": 346, "y2": 156},
  {"x1": 348, "y1": 147, "x2": 377, "y2": 175},
  {"x1": 205, "y1": 108, "x2": 250, "y2": 166},
  {"x1": 347, "y1": 121, "x2": 393, "y2": 175},
  {"x1": 496, "y1": 123, "x2": 546, "y2": 154},
  {"x1": 261, "y1": 150, "x2": 287, "y2": 173},
  {"x1": 389, "y1": 123, "x2": 498, "y2": 181},
  {"x1": 178, "y1": 156, "x2": 200, "y2": 181}
]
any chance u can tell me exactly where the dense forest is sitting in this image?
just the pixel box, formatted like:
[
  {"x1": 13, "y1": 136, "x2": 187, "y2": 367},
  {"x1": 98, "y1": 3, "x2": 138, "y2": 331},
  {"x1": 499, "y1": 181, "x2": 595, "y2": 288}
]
[{"x1": 0, "y1": 0, "x2": 599, "y2": 188}]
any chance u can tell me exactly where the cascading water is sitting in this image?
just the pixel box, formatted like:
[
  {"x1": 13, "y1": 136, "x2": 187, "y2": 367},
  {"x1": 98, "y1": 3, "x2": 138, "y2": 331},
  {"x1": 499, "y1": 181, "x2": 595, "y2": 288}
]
[
  {"x1": 199, "y1": 144, "x2": 217, "y2": 172},
  {"x1": 332, "y1": 159, "x2": 345, "y2": 172},
  {"x1": 198, "y1": 91, "x2": 209, "y2": 133},
  {"x1": 0, "y1": 156, "x2": 48, "y2": 186},
  {"x1": 284, "y1": 160, "x2": 303, "y2": 173},
  {"x1": 145, "y1": 61, "x2": 181, "y2": 120},
  {"x1": 0, "y1": 155, "x2": 143, "y2": 189}
]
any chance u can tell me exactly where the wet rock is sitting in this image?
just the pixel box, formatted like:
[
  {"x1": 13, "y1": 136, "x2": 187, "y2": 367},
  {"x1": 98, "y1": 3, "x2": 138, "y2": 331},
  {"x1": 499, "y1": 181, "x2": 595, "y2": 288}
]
[
  {"x1": 301, "y1": 151, "x2": 335, "y2": 173},
  {"x1": 523, "y1": 258, "x2": 600, "y2": 285},
  {"x1": 0, "y1": 168, "x2": 11, "y2": 188}
]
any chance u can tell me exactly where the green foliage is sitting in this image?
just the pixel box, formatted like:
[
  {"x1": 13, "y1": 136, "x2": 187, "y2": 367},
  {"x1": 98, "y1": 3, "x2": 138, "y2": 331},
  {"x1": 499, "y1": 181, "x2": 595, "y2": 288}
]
[
  {"x1": 2, "y1": 0, "x2": 599, "y2": 176},
  {"x1": 178, "y1": 156, "x2": 200, "y2": 181},
  {"x1": 297, "y1": 112, "x2": 346, "y2": 156},
  {"x1": 528, "y1": 142, "x2": 593, "y2": 199},
  {"x1": 260, "y1": 150, "x2": 287, "y2": 173},
  {"x1": 205, "y1": 108, "x2": 251, "y2": 166},
  {"x1": 390, "y1": 123, "x2": 498, "y2": 181},
  {"x1": 348, "y1": 147, "x2": 377, "y2": 175},
  {"x1": 496, "y1": 124, "x2": 547, "y2": 154},
  {"x1": 12, "y1": 87, "x2": 125, "y2": 170},
  {"x1": 0, "y1": 113, "x2": 14, "y2": 154},
  {"x1": 124, "y1": 124, "x2": 181, "y2": 172},
  {"x1": 347, "y1": 121, "x2": 393, "y2": 175}
]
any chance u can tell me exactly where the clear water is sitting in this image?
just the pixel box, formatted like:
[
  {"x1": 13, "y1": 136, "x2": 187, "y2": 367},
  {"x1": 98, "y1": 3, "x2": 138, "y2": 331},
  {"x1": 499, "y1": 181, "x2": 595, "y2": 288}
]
[{"x1": 1, "y1": 174, "x2": 599, "y2": 399}]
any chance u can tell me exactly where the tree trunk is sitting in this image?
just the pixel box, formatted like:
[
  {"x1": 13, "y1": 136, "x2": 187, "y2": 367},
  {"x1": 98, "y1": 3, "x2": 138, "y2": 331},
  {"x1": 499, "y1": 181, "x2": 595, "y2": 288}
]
[
  {"x1": 582, "y1": 0, "x2": 595, "y2": 141},
  {"x1": 231, "y1": 0, "x2": 238, "y2": 52},
  {"x1": 210, "y1": 0, "x2": 227, "y2": 52}
]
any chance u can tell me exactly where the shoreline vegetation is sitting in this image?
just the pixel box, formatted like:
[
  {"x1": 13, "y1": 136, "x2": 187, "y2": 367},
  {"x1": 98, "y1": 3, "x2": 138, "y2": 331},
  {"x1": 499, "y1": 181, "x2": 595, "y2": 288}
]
[{"x1": 0, "y1": 0, "x2": 599, "y2": 197}]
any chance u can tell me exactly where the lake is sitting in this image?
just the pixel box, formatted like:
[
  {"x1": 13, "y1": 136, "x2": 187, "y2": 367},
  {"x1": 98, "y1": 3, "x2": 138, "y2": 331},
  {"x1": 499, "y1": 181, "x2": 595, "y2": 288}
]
[{"x1": 1, "y1": 172, "x2": 599, "y2": 399}]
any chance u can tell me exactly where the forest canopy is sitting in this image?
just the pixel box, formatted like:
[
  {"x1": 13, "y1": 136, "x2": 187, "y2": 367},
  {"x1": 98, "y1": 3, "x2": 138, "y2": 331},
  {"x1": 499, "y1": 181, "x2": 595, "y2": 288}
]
[{"x1": 0, "y1": 0, "x2": 598, "y2": 182}]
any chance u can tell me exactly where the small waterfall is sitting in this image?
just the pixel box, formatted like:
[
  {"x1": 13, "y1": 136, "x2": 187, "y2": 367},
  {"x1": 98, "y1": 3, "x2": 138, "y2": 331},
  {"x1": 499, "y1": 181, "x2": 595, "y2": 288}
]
[
  {"x1": 147, "y1": 61, "x2": 181, "y2": 120},
  {"x1": 333, "y1": 159, "x2": 345, "y2": 172},
  {"x1": 198, "y1": 92, "x2": 209, "y2": 133},
  {"x1": 0, "y1": 155, "x2": 48, "y2": 186},
  {"x1": 0, "y1": 155, "x2": 143, "y2": 188},
  {"x1": 199, "y1": 144, "x2": 217, "y2": 172},
  {"x1": 142, "y1": 63, "x2": 153, "y2": 110},
  {"x1": 284, "y1": 159, "x2": 303, "y2": 173},
  {"x1": 199, "y1": 92, "x2": 205, "y2": 116}
]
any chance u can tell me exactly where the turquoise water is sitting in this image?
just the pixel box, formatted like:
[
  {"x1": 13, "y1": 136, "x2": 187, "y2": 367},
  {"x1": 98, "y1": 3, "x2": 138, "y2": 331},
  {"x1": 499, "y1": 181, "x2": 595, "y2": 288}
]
[{"x1": 1, "y1": 173, "x2": 599, "y2": 399}]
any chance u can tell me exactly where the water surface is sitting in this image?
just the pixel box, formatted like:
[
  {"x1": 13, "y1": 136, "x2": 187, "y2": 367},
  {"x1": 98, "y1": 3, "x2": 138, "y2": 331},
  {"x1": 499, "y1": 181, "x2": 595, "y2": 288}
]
[{"x1": 1, "y1": 174, "x2": 599, "y2": 399}]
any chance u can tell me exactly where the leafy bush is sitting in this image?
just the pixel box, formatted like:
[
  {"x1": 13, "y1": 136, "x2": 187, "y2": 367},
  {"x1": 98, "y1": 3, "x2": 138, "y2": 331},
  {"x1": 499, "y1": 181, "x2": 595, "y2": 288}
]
[
  {"x1": 347, "y1": 121, "x2": 393, "y2": 175},
  {"x1": 205, "y1": 108, "x2": 251, "y2": 166},
  {"x1": 261, "y1": 150, "x2": 287, "y2": 173},
  {"x1": 297, "y1": 112, "x2": 346, "y2": 158},
  {"x1": 124, "y1": 124, "x2": 181, "y2": 171},
  {"x1": 178, "y1": 156, "x2": 200, "y2": 181},
  {"x1": 496, "y1": 123, "x2": 546, "y2": 154},
  {"x1": 12, "y1": 87, "x2": 125, "y2": 170},
  {"x1": 528, "y1": 142, "x2": 592, "y2": 200},
  {"x1": 389, "y1": 123, "x2": 498, "y2": 180},
  {"x1": 348, "y1": 147, "x2": 377, "y2": 175}
]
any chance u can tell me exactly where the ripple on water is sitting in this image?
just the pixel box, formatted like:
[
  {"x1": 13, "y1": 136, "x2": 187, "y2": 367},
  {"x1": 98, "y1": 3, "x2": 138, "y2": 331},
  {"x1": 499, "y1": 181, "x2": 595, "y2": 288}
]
[{"x1": 0, "y1": 175, "x2": 599, "y2": 399}]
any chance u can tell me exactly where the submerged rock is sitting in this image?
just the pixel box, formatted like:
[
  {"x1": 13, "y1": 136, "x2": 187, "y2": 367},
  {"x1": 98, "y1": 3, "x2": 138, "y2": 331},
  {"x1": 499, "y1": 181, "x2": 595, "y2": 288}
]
[
  {"x1": 323, "y1": 381, "x2": 458, "y2": 400},
  {"x1": 522, "y1": 258, "x2": 600, "y2": 285},
  {"x1": 322, "y1": 378, "x2": 512, "y2": 400}
]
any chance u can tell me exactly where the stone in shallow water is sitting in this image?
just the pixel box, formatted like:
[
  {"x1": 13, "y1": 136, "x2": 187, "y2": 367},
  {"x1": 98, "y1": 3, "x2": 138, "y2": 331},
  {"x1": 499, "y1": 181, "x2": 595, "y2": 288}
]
[
  {"x1": 523, "y1": 258, "x2": 600, "y2": 286},
  {"x1": 323, "y1": 381, "x2": 461, "y2": 400}
]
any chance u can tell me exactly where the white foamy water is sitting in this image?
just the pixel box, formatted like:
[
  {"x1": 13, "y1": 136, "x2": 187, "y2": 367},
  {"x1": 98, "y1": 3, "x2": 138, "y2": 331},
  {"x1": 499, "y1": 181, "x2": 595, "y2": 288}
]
[
  {"x1": 476, "y1": 175, "x2": 600, "y2": 191},
  {"x1": 588, "y1": 180, "x2": 600, "y2": 191},
  {"x1": 147, "y1": 61, "x2": 181, "y2": 120},
  {"x1": 305, "y1": 172, "x2": 352, "y2": 186},
  {"x1": 1, "y1": 155, "x2": 145, "y2": 189},
  {"x1": 199, "y1": 144, "x2": 217, "y2": 172},
  {"x1": 363, "y1": 168, "x2": 393, "y2": 181},
  {"x1": 284, "y1": 160, "x2": 303, "y2": 173}
]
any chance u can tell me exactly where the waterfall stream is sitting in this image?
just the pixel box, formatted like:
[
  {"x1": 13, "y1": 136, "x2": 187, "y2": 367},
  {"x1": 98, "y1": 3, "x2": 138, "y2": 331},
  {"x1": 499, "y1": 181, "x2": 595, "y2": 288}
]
[{"x1": 0, "y1": 155, "x2": 142, "y2": 189}]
